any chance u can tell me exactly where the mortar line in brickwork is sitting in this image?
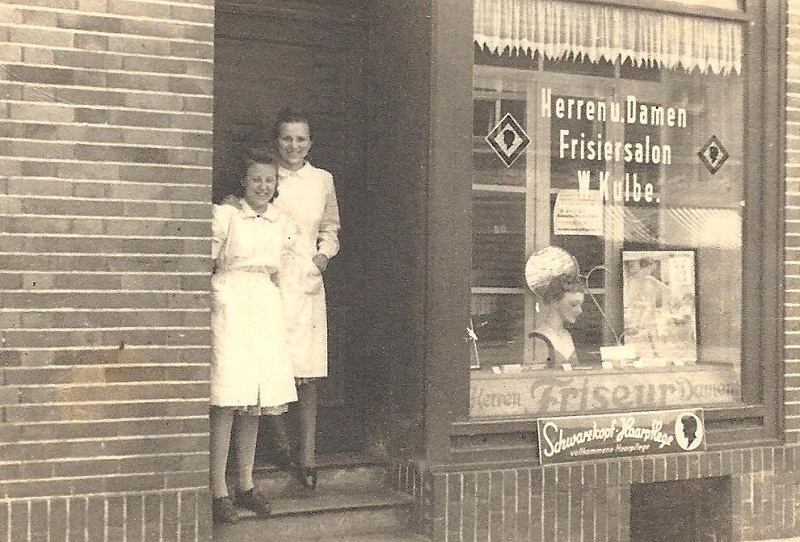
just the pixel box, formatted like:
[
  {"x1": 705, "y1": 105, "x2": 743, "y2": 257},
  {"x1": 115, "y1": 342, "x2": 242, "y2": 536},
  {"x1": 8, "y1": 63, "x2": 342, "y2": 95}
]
[
  {"x1": 0, "y1": 213, "x2": 209, "y2": 222},
  {"x1": 1, "y1": 205, "x2": 210, "y2": 215},
  {"x1": 0, "y1": 453, "x2": 208, "y2": 467},
  {"x1": 4, "y1": 434, "x2": 210, "y2": 446},
  {"x1": 82, "y1": 496, "x2": 90, "y2": 542},
  {"x1": 3, "y1": 396, "x2": 205, "y2": 406},
  {"x1": 1, "y1": 157, "x2": 211, "y2": 169},
  {"x1": 0, "y1": 42, "x2": 214, "y2": 64},
  {"x1": 0, "y1": 254, "x2": 209, "y2": 260},
  {"x1": 0, "y1": 271, "x2": 211, "y2": 276},
  {"x1": 0, "y1": 23, "x2": 213, "y2": 45},
  {"x1": 512, "y1": 470, "x2": 517, "y2": 542},
  {"x1": 1, "y1": 309, "x2": 209, "y2": 313},
  {"x1": 159, "y1": 494, "x2": 165, "y2": 542},
  {"x1": 443, "y1": 473, "x2": 449, "y2": 542},
  {"x1": 3, "y1": 5, "x2": 212, "y2": 27},
  {"x1": 3, "y1": 364, "x2": 208, "y2": 373},
  {"x1": 459, "y1": 473, "x2": 464, "y2": 542},
  {"x1": 0, "y1": 77, "x2": 213, "y2": 105},
  {"x1": 1, "y1": 345, "x2": 210, "y2": 352},
  {"x1": 3, "y1": 233, "x2": 210, "y2": 240},
  {"x1": 0, "y1": 79, "x2": 213, "y2": 99},
  {"x1": 0, "y1": 472, "x2": 209, "y2": 488},
  {"x1": 0, "y1": 292, "x2": 209, "y2": 295},
  {"x1": 1, "y1": 423, "x2": 207, "y2": 435},
  {"x1": 0, "y1": 87, "x2": 212, "y2": 103},
  {"x1": 10, "y1": 379, "x2": 208, "y2": 388},
  {"x1": 0, "y1": 118, "x2": 212, "y2": 134},
  {"x1": 2, "y1": 137, "x2": 213, "y2": 152},
  {"x1": 2, "y1": 65, "x2": 213, "y2": 84}
]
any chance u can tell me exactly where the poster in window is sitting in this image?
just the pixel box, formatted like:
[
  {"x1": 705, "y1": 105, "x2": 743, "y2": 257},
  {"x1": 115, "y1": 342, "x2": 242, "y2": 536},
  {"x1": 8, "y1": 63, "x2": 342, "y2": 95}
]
[{"x1": 622, "y1": 250, "x2": 697, "y2": 362}]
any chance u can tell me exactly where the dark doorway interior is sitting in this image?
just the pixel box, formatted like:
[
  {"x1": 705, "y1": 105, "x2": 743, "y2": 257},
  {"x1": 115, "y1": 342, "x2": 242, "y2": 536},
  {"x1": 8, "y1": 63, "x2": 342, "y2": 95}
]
[
  {"x1": 630, "y1": 476, "x2": 732, "y2": 542},
  {"x1": 214, "y1": 0, "x2": 372, "y2": 457}
]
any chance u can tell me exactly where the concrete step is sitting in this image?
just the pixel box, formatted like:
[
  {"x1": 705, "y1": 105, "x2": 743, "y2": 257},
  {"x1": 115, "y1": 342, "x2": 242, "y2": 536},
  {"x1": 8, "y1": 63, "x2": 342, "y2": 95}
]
[
  {"x1": 214, "y1": 453, "x2": 423, "y2": 542},
  {"x1": 251, "y1": 452, "x2": 389, "y2": 496},
  {"x1": 212, "y1": 487, "x2": 415, "y2": 541}
]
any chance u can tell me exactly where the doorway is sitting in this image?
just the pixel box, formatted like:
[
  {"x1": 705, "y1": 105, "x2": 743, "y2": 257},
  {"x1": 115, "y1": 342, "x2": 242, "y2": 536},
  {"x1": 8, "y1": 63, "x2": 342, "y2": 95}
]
[{"x1": 213, "y1": 0, "x2": 371, "y2": 457}]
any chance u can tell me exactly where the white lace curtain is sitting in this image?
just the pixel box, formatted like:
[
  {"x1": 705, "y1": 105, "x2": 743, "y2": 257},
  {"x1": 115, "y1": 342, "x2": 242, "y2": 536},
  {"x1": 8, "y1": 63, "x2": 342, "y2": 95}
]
[{"x1": 474, "y1": 0, "x2": 743, "y2": 74}]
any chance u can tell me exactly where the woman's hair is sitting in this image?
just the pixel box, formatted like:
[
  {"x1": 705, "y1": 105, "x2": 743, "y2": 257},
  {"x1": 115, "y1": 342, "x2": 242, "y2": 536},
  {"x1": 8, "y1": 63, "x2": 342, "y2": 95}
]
[
  {"x1": 245, "y1": 145, "x2": 275, "y2": 166},
  {"x1": 536, "y1": 273, "x2": 585, "y2": 305},
  {"x1": 242, "y1": 146, "x2": 279, "y2": 202},
  {"x1": 271, "y1": 106, "x2": 314, "y2": 141}
]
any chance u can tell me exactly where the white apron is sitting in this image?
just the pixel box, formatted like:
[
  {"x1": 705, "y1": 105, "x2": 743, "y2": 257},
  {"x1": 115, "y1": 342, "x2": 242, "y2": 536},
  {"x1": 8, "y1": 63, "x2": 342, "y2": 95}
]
[{"x1": 210, "y1": 203, "x2": 298, "y2": 408}]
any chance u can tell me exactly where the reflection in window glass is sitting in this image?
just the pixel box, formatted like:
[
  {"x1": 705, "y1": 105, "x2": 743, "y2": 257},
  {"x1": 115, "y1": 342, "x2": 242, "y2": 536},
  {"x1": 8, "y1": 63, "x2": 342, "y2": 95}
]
[{"x1": 470, "y1": 35, "x2": 744, "y2": 418}]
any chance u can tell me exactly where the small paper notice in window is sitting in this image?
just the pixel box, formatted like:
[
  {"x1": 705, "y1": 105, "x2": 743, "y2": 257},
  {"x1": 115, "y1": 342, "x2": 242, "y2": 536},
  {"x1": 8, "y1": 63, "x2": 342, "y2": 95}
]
[{"x1": 553, "y1": 189, "x2": 603, "y2": 236}]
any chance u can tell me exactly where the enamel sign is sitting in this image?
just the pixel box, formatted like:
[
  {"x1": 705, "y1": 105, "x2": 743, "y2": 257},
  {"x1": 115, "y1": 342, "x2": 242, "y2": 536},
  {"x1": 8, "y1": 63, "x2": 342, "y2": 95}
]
[{"x1": 537, "y1": 409, "x2": 705, "y2": 465}]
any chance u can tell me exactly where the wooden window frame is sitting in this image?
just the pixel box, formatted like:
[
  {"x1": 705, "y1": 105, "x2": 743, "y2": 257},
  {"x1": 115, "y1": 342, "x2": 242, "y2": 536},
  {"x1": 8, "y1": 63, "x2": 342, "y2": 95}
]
[{"x1": 425, "y1": 0, "x2": 785, "y2": 470}]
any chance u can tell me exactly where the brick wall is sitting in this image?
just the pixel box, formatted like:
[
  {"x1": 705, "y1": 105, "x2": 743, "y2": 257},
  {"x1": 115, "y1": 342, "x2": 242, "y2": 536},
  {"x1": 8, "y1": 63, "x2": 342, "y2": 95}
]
[
  {"x1": 409, "y1": 445, "x2": 800, "y2": 541},
  {"x1": 0, "y1": 0, "x2": 214, "y2": 540},
  {"x1": 788, "y1": 0, "x2": 800, "y2": 446}
]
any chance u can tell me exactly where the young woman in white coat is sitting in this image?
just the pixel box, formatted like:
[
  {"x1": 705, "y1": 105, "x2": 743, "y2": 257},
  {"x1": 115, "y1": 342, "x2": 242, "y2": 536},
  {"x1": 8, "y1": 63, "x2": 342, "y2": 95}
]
[
  {"x1": 210, "y1": 150, "x2": 298, "y2": 524},
  {"x1": 271, "y1": 107, "x2": 340, "y2": 489}
]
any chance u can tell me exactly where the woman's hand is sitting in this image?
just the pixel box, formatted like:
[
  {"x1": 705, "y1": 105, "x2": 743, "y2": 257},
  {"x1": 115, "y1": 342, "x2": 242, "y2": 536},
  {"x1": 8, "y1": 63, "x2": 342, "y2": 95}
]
[
  {"x1": 221, "y1": 195, "x2": 242, "y2": 209},
  {"x1": 312, "y1": 254, "x2": 329, "y2": 273}
]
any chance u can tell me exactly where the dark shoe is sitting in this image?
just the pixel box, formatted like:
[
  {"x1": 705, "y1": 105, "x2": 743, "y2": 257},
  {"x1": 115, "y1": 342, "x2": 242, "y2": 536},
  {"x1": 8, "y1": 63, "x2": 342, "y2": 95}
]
[
  {"x1": 297, "y1": 466, "x2": 318, "y2": 490},
  {"x1": 212, "y1": 496, "x2": 238, "y2": 525},
  {"x1": 235, "y1": 487, "x2": 272, "y2": 517}
]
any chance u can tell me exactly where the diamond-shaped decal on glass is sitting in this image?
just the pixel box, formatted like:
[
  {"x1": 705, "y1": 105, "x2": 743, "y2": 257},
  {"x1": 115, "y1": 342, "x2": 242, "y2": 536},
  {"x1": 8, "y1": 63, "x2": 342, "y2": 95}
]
[
  {"x1": 697, "y1": 135, "x2": 729, "y2": 174},
  {"x1": 486, "y1": 113, "x2": 530, "y2": 168}
]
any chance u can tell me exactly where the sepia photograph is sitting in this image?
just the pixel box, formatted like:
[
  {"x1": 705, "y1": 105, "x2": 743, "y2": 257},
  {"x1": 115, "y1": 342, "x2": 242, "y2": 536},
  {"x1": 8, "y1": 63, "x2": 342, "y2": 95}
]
[{"x1": 0, "y1": 0, "x2": 795, "y2": 541}]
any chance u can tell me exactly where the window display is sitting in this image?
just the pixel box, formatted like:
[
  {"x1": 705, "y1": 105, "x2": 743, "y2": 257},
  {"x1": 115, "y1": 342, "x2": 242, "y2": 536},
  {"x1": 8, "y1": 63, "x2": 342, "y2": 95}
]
[{"x1": 469, "y1": 3, "x2": 745, "y2": 418}]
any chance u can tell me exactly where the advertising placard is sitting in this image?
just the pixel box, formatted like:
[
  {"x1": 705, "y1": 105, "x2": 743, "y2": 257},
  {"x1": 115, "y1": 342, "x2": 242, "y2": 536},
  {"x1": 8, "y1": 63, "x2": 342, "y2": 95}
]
[{"x1": 537, "y1": 409, "x2": 705, "y2": 466}]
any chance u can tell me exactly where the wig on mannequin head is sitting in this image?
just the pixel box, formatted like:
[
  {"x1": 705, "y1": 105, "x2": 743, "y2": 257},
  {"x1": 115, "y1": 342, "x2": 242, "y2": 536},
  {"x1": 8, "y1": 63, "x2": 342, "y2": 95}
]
[{"x1": 535, "y1": 273, "x2": 585, "y2": 305}]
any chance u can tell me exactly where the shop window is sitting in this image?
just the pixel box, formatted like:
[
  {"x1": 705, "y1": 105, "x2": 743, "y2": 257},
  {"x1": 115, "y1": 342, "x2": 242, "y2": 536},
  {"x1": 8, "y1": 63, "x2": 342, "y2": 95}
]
[{"x1": 469, "y1": 1, "x2": 750, "y2": 419}]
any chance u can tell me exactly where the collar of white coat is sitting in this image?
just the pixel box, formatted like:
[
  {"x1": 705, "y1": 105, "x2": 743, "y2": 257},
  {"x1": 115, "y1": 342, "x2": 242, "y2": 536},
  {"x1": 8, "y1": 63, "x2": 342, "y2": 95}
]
[
  {"x1": 278, "y1": 162, "x2": 312, "y2": 179},
  {"x1": 239, "y1": 199, "x2": 279, "y2": 221}
]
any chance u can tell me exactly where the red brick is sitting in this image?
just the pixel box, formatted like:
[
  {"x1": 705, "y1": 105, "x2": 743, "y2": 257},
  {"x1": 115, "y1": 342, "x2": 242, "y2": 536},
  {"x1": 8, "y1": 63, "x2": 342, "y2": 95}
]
[
  {"x1": 49, "y1": 498, "x2": 68, "y2": 542},
  {"x1": 169, "y1": 41, "x2": 213, "y2": 60},
  {"x1": 30, "y1": 499, "x2": 48, "y2": 542},
  {"x1": 0, "y1": 386, "x2": 20, "y2": 405},
  {"x1": 125, "y1": 494, "x2": 144, "y2": 542},
  {"x1": 461, "y1": 471, "x2": 477, "y2": 542},
  {"x1": 542, "y1": 468, "x2": 556, "y2": 542},
  {"x1": 143, "y1": 493, "x2": 163, "y2": 541},
  {"x1": 554, "y1": 466, "x2": 570, "y2": 540},
  {"x1": 10, "y1": 501, "x2": 29, "y2": 541},
  {"x1": 178, "y1": 491, "x2": 199, "y2": 542}
]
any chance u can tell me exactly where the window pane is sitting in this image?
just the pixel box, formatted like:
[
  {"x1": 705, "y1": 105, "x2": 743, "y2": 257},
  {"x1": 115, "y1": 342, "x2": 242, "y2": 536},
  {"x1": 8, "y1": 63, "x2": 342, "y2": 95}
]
[
  {"x1": 470, "y1": 51, "x2": 744, "y2": 418},
  {"x1": 472, "y1": 190, "x2": 526, "y2": 288},
  {"x1": 470, "y1": 293, "x2": 525, "y2": 367}
]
